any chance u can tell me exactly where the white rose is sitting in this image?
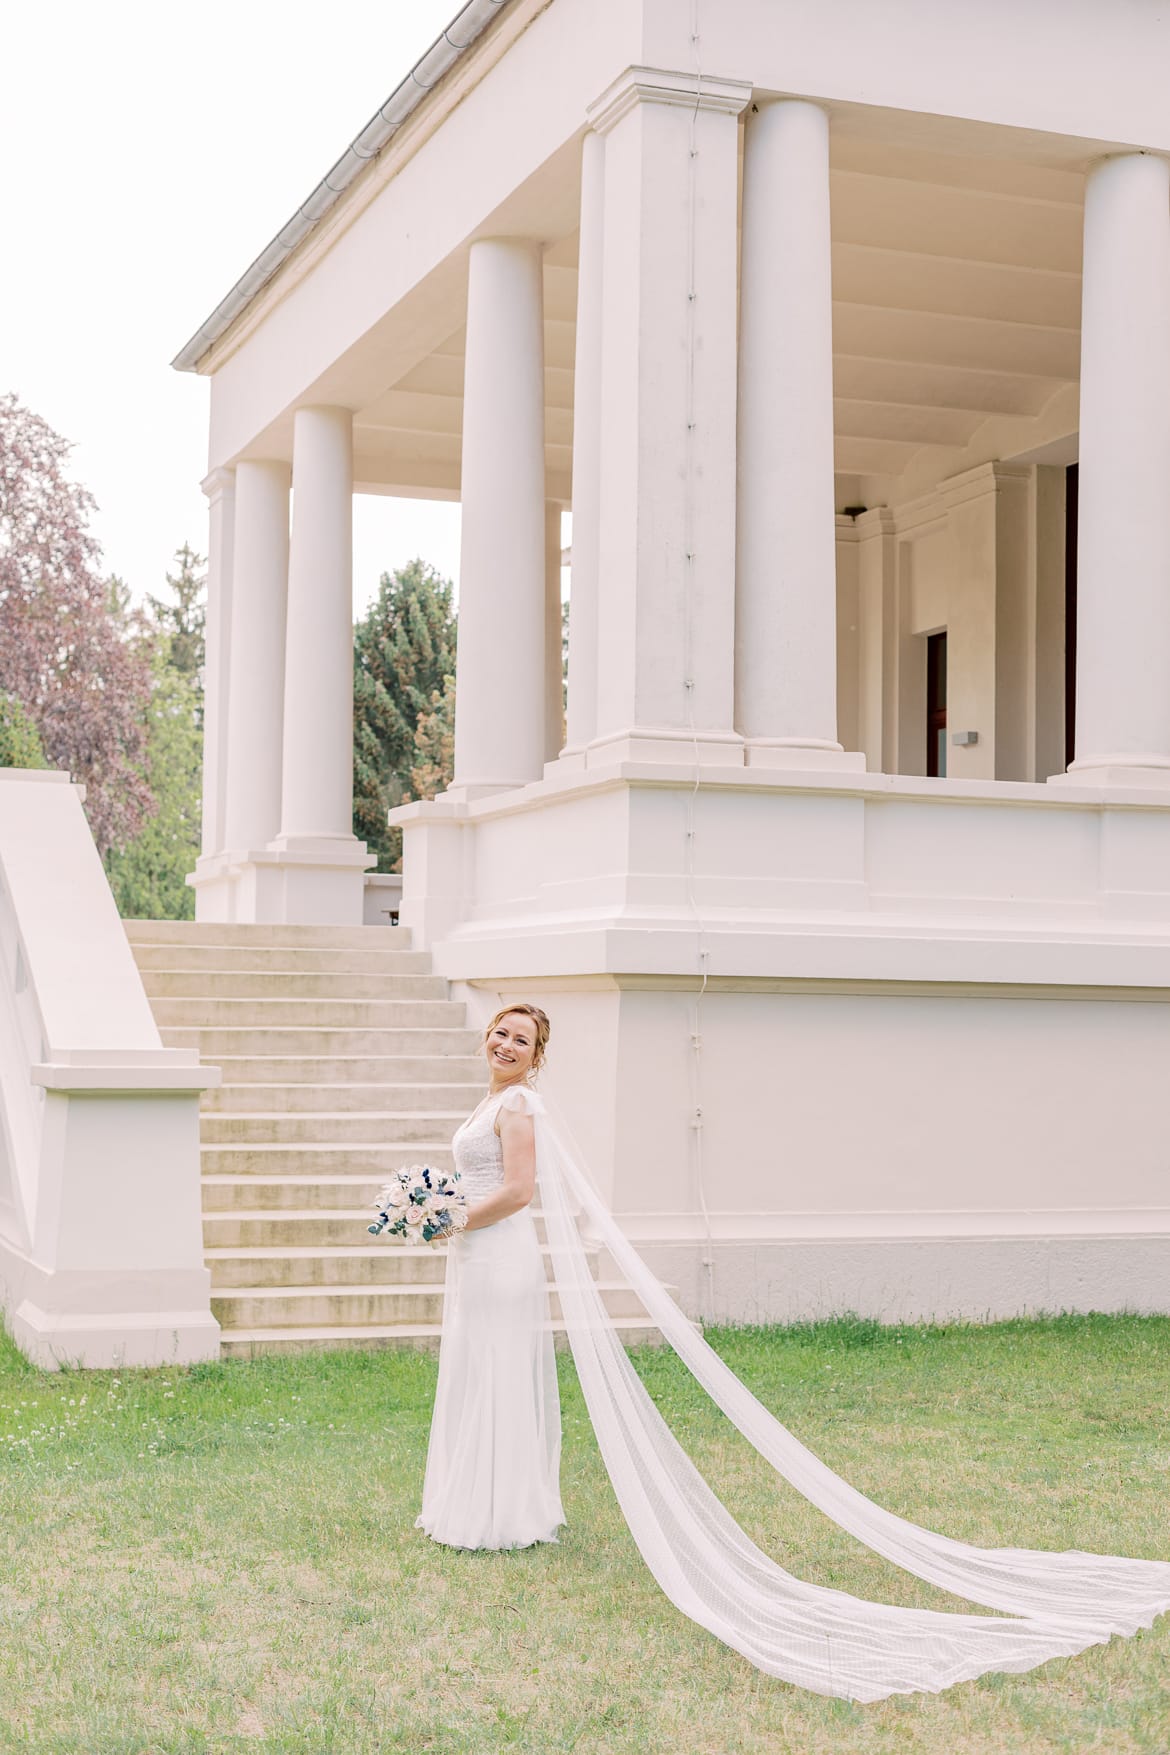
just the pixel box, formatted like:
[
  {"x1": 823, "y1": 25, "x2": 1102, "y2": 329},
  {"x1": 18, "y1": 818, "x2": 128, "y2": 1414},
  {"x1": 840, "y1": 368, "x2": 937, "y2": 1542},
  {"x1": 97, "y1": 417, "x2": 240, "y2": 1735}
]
[{"x1": 404, "y1": 1204, "x2": 426, "y2": 1227}]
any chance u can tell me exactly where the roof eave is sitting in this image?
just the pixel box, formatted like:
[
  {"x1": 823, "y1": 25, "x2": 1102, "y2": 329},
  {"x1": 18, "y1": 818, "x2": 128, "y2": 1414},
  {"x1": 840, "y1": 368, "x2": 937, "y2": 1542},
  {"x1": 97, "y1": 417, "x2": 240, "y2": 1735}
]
[{"x1": 171, "y1": 0, "x2": 514, "y2": 374}]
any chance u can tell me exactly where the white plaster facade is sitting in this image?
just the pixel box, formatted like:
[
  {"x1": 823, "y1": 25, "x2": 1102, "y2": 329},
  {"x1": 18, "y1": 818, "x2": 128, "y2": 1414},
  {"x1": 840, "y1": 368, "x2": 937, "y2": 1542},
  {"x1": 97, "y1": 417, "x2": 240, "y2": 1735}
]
[
  {"x1": 0, "y1": 774, "x2": 218, "y2": 1367},
  {"x1": 178, "y1": 0, "x2": 1170, "y2": 1320}
]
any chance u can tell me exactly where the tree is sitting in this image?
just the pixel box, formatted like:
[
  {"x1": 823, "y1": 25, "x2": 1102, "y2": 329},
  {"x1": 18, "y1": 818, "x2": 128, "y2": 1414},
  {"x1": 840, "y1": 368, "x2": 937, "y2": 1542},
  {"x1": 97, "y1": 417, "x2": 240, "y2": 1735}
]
[
  {"x1": 0, "y1": 692, "x2": 47, "y2": 768},
  {"x1": 0, "y1": 393, "x2": 152, "y2": 855},
  {"x1": 409, "y1": 673, "x2": 456, "y2": 802},
  {"x1": 147, "y1": 544, "x2": 206, "y2": 683},
  {"x1": 353, "y1": 560, "x2": 457, "y2": 872},
  {"x1": 104, "y1": 549, "x2": 205, "y2": 921}
]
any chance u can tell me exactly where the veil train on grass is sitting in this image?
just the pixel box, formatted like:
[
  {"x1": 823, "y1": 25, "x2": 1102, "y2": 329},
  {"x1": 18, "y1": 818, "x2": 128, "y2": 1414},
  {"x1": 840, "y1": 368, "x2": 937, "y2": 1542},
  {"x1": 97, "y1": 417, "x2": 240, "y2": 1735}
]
[{"x1": 530, "y1": 1095, "x2": 1170, "y2": 1702}]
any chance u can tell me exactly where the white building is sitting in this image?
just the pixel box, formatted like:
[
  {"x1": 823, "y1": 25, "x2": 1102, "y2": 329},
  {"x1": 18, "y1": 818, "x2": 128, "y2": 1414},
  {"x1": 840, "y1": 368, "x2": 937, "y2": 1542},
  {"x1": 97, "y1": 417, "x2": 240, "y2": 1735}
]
[{"x1": 174, "y1": 0, "x2": 1170, "y2": 1322}]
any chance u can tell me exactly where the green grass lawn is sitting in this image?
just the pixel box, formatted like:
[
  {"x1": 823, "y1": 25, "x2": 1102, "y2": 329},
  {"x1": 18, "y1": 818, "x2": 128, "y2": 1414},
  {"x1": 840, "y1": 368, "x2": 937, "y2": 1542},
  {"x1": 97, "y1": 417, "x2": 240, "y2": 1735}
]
[{"x1": 1, "y1": 1314, "x2": 1168, "y2": 1755}]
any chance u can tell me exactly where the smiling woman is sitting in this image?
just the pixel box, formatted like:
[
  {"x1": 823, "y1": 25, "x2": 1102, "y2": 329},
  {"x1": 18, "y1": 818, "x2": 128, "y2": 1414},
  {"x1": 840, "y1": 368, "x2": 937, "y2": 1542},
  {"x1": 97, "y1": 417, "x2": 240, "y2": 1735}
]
[{"x1": 414, "y1": 1003, "x2": 564, "y2": 1550}]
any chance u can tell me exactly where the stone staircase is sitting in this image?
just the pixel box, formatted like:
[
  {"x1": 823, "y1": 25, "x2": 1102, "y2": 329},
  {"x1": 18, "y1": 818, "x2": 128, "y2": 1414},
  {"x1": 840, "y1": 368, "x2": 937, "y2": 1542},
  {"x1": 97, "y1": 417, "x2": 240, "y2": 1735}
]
[{"x1": 125, "y1": 921, "x2": 664, "y2": 1357}]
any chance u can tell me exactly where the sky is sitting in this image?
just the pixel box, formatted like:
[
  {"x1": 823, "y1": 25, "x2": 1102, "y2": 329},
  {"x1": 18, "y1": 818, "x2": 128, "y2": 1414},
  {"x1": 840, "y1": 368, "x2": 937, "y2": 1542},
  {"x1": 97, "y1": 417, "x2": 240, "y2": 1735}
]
[{"x1": 2, "y1": 0, "x2": 470, "y2": 617}]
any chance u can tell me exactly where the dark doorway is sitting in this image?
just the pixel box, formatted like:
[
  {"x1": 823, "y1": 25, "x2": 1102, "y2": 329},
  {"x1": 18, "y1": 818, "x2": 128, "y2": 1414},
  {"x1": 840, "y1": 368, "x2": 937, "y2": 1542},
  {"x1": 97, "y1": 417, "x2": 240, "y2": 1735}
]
[
  {"x1": 1065, "y1": 463, "x2": 1078, "y2": 770},
  {"x1": 927, "y1": 631, "x2": 948, "y2": 777}
]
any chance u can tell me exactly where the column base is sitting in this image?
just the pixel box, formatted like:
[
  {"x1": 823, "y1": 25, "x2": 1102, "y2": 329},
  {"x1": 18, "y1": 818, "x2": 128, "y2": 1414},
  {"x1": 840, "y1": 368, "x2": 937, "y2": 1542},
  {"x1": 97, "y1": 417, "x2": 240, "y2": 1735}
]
[
  {"x1": 7, "y1": 1295, "x2": 222, "y2": 1371},
  {"x1": 550, "y1": 745, "x2": 589, "y2": 777},
  {"x1": 584, "y1": 726, "x2": 746, "y2": 767},
  {"x1": 441, "y1": 781, "x2": 532, "y2": 804},
  {"x1": 744, "y1": 739, "x2": 867, "y2": 773},
  {"x1": 189, "y1": 839, "x2": 374, "y2": 925},
  {"x1": 1050, "y1": 756, "x2": 1170, "y2": 791}
]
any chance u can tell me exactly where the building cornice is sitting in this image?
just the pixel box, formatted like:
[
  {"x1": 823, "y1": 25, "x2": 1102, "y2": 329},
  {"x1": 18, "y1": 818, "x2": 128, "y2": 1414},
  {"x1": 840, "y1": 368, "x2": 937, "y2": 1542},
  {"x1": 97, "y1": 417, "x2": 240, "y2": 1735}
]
[
  {"x1": 172, "y1": 0, "x2": 517, "y2": 374},
  {"x1": 587, "y1": 66, "x2": 753, "y2": 136}
]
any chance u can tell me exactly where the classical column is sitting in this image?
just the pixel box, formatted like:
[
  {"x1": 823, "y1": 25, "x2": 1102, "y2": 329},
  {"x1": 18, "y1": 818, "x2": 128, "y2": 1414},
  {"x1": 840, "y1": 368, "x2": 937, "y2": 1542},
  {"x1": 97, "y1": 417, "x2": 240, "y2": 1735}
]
[
  {"x1": 735, "y1": 99, "x2": 863, "y2": 771},
  {"x1": 544, "y1": 503, "x2": 565, "y2": 762},
  {"x1": 221, "y1": 460, "x2": 290, "y2": 851},
  {"x1": 855, "y1": 507, "x2": 896, "y2": 774},
  {"x1": 1063, "y1": 152, "x2": 1170, "y2": 784},
  {"x1": 275, "y1": 406, "x2": 357, "y2": 841},
  {"x1": 589, "y1": 68, "x2": 750, "y2": 764},
  {"x1": 200, "y1": 467, "x2": 235, "y2": 857},
  {"x1": 940, "y1": 462, "x2": 1032, "y2": 782},
  {"x1": 452, "y1": 238, "x2": 547, "y2": 794},
  {"x1": 563, "y1": 126, "x2": 605, "y2": 758}
]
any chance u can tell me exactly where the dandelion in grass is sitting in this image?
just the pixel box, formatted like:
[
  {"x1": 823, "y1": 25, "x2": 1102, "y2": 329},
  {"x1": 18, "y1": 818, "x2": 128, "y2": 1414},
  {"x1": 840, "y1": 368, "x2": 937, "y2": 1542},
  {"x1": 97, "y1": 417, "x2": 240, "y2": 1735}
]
[{"x1": 368, "y1": 1166, "x2": 468, "y2": 1248}]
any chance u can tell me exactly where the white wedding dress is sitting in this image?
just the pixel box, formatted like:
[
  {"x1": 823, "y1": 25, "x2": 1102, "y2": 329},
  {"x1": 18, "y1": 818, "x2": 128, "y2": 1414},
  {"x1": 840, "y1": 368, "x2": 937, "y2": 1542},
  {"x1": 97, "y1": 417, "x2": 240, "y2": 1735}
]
[
  {"x1": 415, "y1": 1085, "x2": 565, "y2": 1550},
  {"x1": 417, "y1": 1082, "x2": 1170, "y2": 1701}
]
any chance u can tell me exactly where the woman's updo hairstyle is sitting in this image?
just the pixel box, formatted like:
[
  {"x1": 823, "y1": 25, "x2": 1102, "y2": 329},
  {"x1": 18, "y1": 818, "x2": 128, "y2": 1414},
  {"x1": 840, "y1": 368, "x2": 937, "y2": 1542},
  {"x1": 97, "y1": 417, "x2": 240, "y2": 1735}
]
[{"x1": 484, "y1": 1002, "x2": 551, "y2": 1076}]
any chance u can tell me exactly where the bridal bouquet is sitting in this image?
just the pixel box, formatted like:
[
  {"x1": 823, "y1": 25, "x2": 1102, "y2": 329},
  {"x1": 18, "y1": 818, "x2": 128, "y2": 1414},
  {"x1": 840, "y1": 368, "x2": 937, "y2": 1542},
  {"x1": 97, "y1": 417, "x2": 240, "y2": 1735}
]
[{"x1": 368, "y1": 1165, "x2": 468, "y2": 1248}]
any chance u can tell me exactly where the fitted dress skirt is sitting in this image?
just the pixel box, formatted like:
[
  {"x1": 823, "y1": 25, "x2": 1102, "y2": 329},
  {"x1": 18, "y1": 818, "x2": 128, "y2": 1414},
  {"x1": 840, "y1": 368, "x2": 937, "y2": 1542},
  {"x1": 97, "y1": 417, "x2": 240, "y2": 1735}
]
[{"x1": 415, "y1": 1106, "x2": 564, "y2": 1550}]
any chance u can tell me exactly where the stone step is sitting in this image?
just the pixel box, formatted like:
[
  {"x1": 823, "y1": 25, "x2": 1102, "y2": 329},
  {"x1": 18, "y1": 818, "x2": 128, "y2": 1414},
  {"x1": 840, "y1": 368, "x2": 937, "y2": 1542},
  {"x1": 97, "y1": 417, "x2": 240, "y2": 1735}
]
[
  {"x1": 218, "y1": 1318, "x2": 670, "y2": 1359},
  {"x1": 197, "y1": 1054, "x2": 486, "y2": 1085},
  {"x1": 201, "y1": 1111, "x2": 465, "y2": 1146},
  {"x1": 201, "y1": 1153, "x2": 456, "y2": 1192},
  {"x1": 204, "y1": 1243, "x2": 601, "y2": 1289},
  {"x1": 204, "y1": 1080, "x2": 486, "y2": 1115},
  {"x1": 124, "y1": 921, "x2": 412, "y2": 949},
  {"x1": 211, "y1": 1281, "x2": 653, "y2": 1330},
  {"x1": 141, "y1": 969, "x2": 449, "y2": 1002},
  {"x1": 203, "y1": 1207, "x2": 461, "y2": 1245},
  {"x1": 161, "y1": 1026, "x2": 482, "y2": 1058},
  {"x1": 152, "y1": 998, "x2": 466, "y2": 1029},
  {"x1": 200, "y1": 1188, "x2": 576, "y2": 1248},
  {"x1": 132, "y1": 945, "x2": 434, "y2": 976}
]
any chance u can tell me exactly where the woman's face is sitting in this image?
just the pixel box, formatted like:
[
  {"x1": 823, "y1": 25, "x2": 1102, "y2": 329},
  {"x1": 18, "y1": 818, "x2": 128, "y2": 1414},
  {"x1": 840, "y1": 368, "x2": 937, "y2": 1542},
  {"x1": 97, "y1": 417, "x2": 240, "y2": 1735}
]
[{"x1": 485, "y1": 1013, "x2": 538, "y2": 1083}]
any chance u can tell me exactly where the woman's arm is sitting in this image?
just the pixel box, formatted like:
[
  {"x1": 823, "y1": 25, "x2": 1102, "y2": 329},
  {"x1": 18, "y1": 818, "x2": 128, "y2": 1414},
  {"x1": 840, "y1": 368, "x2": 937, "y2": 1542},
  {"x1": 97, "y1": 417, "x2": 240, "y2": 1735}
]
[{"x1": 461, "y1": 1106, "x2": 537, "y2": 1232}]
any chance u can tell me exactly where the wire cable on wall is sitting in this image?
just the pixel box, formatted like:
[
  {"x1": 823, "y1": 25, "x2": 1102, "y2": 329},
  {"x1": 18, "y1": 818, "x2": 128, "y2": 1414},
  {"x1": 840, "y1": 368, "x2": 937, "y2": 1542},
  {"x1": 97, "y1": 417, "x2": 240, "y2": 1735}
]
[{"x1": 680, "y1": 0, "x2": 717, "y2": 1323}]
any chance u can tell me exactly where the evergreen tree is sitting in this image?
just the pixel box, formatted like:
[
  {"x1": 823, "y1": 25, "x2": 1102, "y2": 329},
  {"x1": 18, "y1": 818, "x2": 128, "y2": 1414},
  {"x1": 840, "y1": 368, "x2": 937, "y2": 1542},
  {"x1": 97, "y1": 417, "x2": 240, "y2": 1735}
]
[
  {"x1": 409, "y1": 673, "x2": 457, "y2": 802},
  {"x1": 353, "y1": 560, "x2": 457, "y2": 872},
  {"x1": 147, "y1": 545, "x2": 206, "y2": 683},
  {"x1": 104, "y1": 548, "x2": 205, "y2": 920}
]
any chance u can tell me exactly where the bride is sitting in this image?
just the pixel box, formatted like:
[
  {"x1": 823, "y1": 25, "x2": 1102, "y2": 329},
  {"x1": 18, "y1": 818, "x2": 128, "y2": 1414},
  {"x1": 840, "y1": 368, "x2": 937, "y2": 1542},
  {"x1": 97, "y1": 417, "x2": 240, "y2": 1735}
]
[
  {"x1": 416, "y1": 1004, "x2": 1170, "y2": 1702},
  {"x1": 416, "y1": 1003, "x2": 564, "y2": 1550}
]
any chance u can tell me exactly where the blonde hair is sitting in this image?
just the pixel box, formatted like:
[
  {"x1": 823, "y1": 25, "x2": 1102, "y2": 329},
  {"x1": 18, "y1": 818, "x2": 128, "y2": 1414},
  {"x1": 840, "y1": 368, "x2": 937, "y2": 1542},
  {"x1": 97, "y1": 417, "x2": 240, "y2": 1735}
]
[{"x1": 484, "y1": 1003, "x2": 550, "y2": 1075}]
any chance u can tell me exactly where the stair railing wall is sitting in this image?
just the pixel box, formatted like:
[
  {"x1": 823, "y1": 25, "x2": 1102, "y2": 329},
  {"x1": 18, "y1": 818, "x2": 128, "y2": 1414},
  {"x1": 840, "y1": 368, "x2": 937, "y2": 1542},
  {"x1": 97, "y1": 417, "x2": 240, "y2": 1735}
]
[{"x1": 0, "y1": 770, "x2": 221, "y2": 1369}]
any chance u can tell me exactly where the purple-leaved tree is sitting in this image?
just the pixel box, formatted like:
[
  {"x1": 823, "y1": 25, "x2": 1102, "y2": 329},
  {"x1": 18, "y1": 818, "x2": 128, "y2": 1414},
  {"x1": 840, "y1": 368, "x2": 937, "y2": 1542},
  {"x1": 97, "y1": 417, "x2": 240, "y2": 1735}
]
[{"x1": 0, "y1": 392, "x2": 153, "y2": 854}]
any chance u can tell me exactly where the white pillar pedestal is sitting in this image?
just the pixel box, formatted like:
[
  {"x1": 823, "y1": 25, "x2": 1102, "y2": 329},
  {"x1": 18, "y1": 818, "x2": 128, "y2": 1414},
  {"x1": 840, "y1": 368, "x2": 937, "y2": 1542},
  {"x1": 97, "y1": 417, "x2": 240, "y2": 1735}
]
[
  {"x1": 736, "y1": 99, "x2": 863, "y2": 774},
  {"x1": 450, "y1": 238, "x2": 547, "y2": 798},
  {"x1": 190, "y1": 458, "x2": 291, "y2": 922},
  {"x1": 1054, "y1": 152, "x2": 1170, "y2": 791},
  {"x1": 587, "y1": 68, "x2": 749, "y2": 770},
  {"x1": 266, "y1": 406, "x2": 372, "y2": 924}
]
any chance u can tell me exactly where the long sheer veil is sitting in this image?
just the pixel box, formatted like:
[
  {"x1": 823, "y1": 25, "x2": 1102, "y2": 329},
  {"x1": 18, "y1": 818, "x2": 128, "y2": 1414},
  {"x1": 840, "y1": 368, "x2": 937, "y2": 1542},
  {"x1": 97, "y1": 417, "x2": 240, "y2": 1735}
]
[{"x1": 523, "y1": 1092, "x2": 1170, "y2": 1702}]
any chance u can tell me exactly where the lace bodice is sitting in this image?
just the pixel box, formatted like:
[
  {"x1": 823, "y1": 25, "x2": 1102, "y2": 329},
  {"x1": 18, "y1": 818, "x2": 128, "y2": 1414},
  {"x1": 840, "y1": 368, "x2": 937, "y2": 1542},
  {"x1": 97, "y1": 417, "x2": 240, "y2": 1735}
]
[{"x1": 452, "y1": 1085, "x2": 541, "y2": 1201}]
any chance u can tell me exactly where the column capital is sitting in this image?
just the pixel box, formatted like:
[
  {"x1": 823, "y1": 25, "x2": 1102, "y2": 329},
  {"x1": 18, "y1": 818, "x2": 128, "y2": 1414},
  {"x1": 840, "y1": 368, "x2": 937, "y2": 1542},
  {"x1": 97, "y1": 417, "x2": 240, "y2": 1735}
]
[
  {"x1": 854, "y1": 506, "x2": 897, "y2": 540},
  {"x1": 201, "y1": 466, "x2": 236, "y2": 503},
  {"x1": 749, "y1": 94, "x2": 829, "y2": 115},
  {"x1": 938, "y1": 460, "x2": 1032, "y2": 512},
  {"x1": 587, "y1": 66, "x2": 752, "y2": 135},
  {"x1": 295, "y1": 402, "x2": 353, "y2": 422}
]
